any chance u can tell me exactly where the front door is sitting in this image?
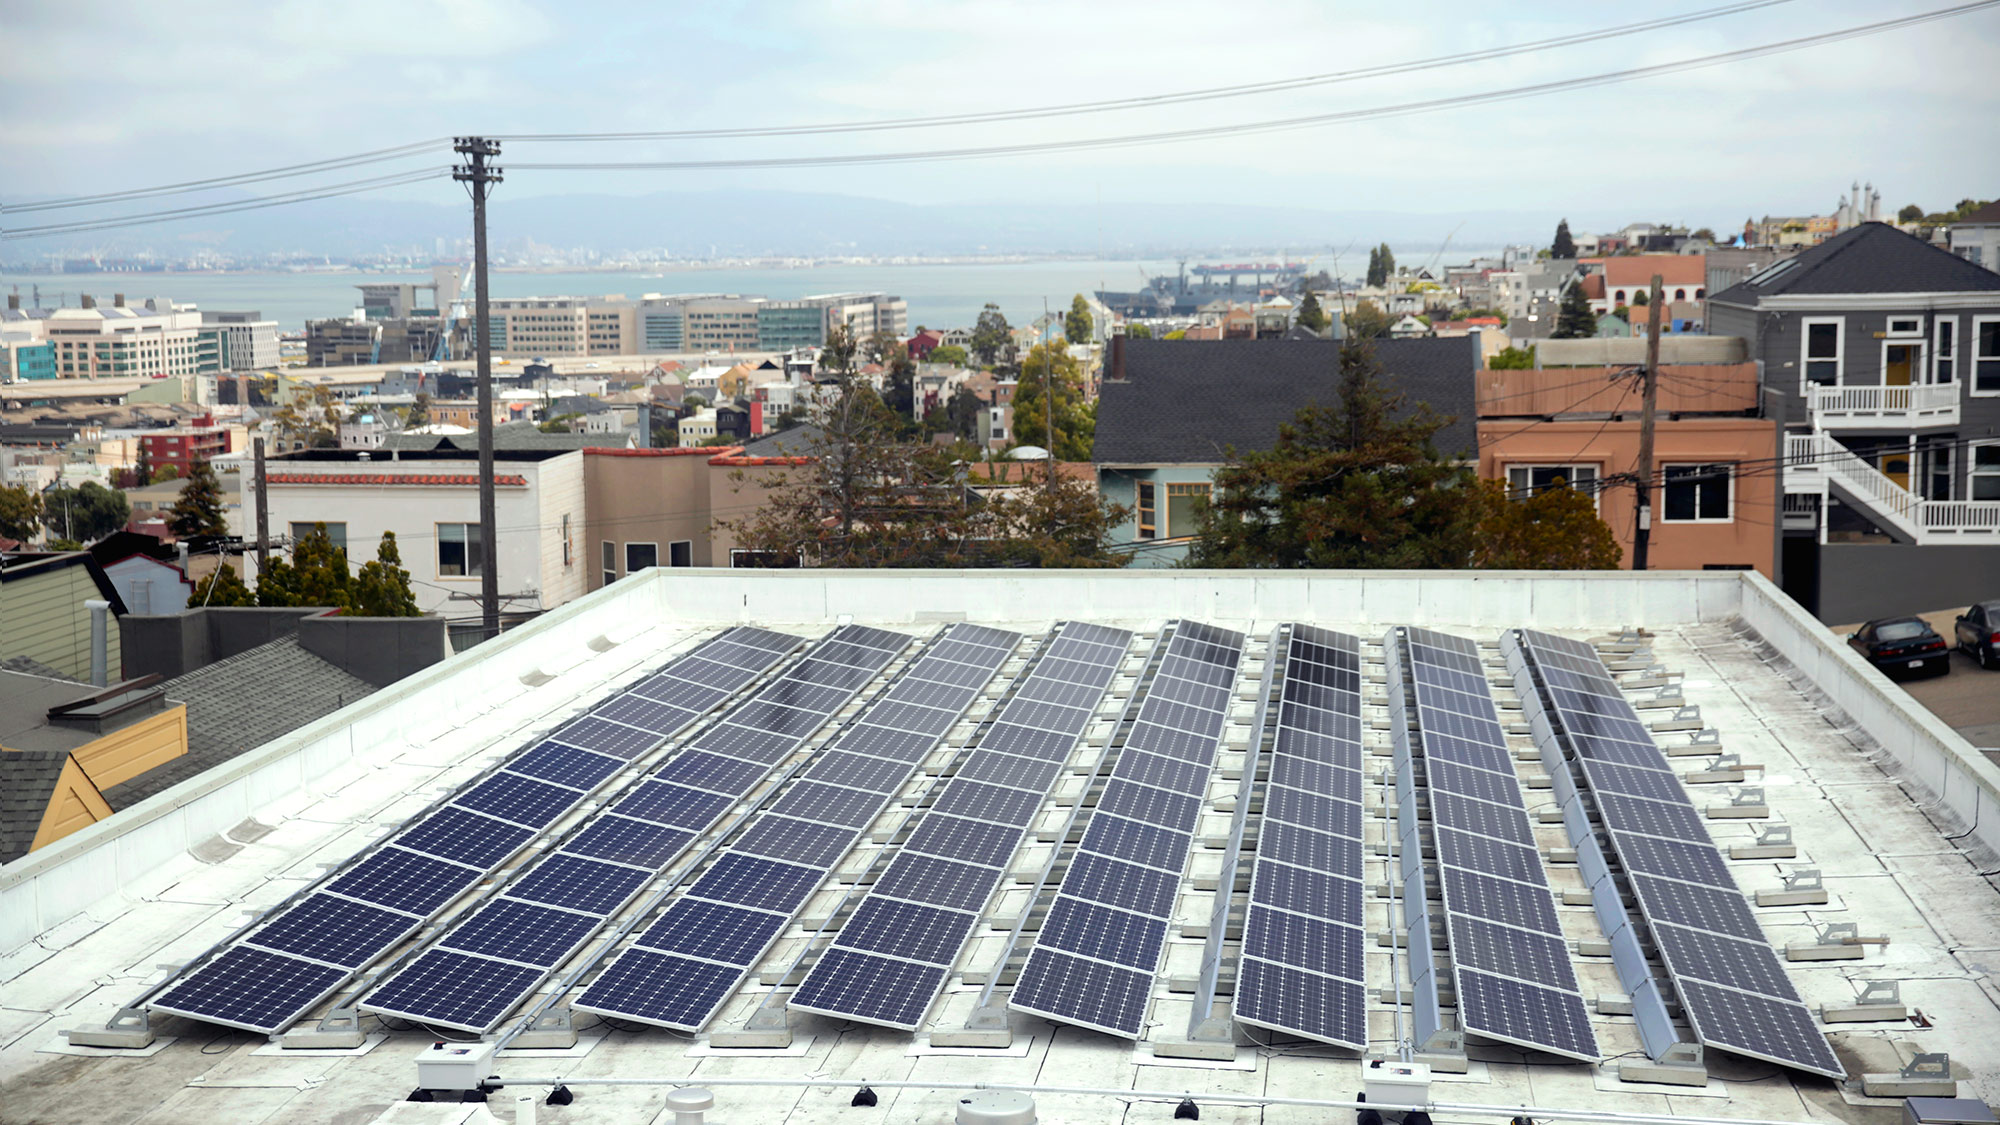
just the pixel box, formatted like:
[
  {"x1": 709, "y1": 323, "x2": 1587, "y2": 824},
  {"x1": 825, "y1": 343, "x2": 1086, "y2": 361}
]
[
  {"x1": 1885, "y1": 343, "x2": 1917, "y2": 386},
  {"x1": 1879, "y1": 452, "x2": 1912, "y2": 490}
]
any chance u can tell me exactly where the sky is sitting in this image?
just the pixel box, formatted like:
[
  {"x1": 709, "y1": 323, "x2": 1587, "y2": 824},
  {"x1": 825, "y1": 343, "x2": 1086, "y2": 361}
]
[{"x1": 4, "y1": 0, "x2": 1998, "y2": 241}]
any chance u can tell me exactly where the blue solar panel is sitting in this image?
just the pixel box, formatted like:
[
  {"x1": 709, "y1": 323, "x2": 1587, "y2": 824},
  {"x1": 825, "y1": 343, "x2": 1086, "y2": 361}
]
[
  {"x1": 151, "y1": 946, "x2": 347, "y2": 1034},
  {"x1": 564, "y1": 816, "x2": 693, "y2": 869},
  {"x1": 441, "y1": 899, "x2": 600, "y2": 967},
  {"x1": 868, "y1": 852, "x2": 998, "y2": 912},
  {"x1": 638, "y1": 899, "x2": 791, "y2": 966},
  {"x1": 589, "y1": 694, "x2": 692, "y2": 734},
  {"x1": 507, "y1": 742, "x2": 625, "y2": 790},
  {"x1": 1009, "y1": 946, "x2": 1153, "y2": 1040},
  {"x1": 832, "y1": 897, "x2": 972, "y2": 964},
  {"x1": 1233, "y1": 957, "x2": 1367, "y2": 1050},
  {"x1": 548, "y1": 716, "x2": 664, "y2": 759},
  {"x1": 395, "y1": 807, "x2": 534, "y2": 869},
  {"x1": 612, "y1": 780, "x2": 735, "y2": 829},
  {"x1": 455, "y1": 771, "x2": 584, "y2": 829},
  {"x1": 788, "y1": 947, "x2": 949, "y2": 1030},
  {"x1": 362, "y1": 949, "x2": 546, "y2": 1031},
  {"x1": 245, "y1": 893, "x2": 417, "y2": 969},
  {"x1": 904, "y1": 813, "x2": 1024, "y2": 868},
  {"x1": 508, "y1": 853, "x2": 651, "y2": 916},
  {"x1": 327, "y1": 847, "x2": 478, "y2": 915},
  {"x1": 689, "y1": 852, "x2": 823, "y2": 912},
  {"x1": 652, "y1": 750, "x2": 769, "y2": 795},
  {"x1": 733, "y1": 814, "x2": 859, "y2": 867},
  {"x1": 578, "y1": 949, "x2": 744, "y2": 1029}
]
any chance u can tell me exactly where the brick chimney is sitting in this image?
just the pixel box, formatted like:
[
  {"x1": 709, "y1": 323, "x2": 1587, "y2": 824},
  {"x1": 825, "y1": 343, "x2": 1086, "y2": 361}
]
[
  {"x1": 1110, "y1": 333, "x2": 1126, "y2": 382},
  {"x1": 81, "y1": 294, "x2": 96, "y2": 309}
]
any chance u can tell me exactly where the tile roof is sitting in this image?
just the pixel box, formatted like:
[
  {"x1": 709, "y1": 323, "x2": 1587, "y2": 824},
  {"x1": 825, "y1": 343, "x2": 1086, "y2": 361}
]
[
  {"x1": 266, "y1": 472, "x2": 529, "y2": 487},
  {"x1": 1710, "y1": 221, "x2": 2000, "y2": 304},
  {"x1": 103, "y1": 636, "x2": 376, "y2": 811},
  {"x1": 1092, "y1": 336, "x2": 1480, "y2": 465}
]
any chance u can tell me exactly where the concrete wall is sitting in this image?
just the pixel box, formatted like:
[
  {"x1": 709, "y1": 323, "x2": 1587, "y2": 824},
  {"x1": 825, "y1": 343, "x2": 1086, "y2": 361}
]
[
  {"x1": 296, "y1": 614, "x2": 448, "y2": 686},
  {"x1": 1815, "y1": 542, "x2": 2000, "y2": 624},
  {"x1": 121, "y1": 607, "x2": 319, "y2": 680}
]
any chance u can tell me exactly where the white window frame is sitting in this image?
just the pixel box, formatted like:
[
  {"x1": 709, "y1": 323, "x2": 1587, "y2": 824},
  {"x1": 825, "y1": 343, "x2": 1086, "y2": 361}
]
[
  {"x1": 1935, "y1": 316, "x2": 1958, "y2": 385},
  {"x1": 436, "y1": 522, "x2": 482, "y2": 579},
  {"x1": 1661, "y1": 462, "x2": 1735, "y2": 523},
  {"x1": 625, "y1": 541, "x2": 659, "y2": 573},
  {"x1": 1973, "y1": 315, "x2": 2000, "y2": 397},
  {"x1": 1505, "y1": 463, "x2": 1601, "y2": 508},
  {"x1": 601, "y1": 539, "x2": 616, "y2": 586},
  {"x1": 1971, "y1": 440, "x2": 2000, "y2": 502},
  {"x1": 1885, "y1": 316, "x2": 1923, "y2": 338},
  {"x1": 1879, "y1": 337, "x2": 1926, "y2": 388},
  {"x1": 1800, "y1": 316, "x2": 1844, "y2": 390}
]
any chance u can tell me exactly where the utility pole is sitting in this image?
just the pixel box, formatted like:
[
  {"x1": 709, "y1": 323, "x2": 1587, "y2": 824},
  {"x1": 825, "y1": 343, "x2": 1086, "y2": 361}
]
[
  {"x1": 253, "y1": 437, "x2": 270, "y2": 577},
  {"x1": 454, "y1": 137, "x2": 502, "y2": 640},
  {"x1": 1042, "y1": 297, "x2": 1057, "y2": 505},
  {"x1": 1632, "y1": 274, "x2": 1664, "y2": 571}
]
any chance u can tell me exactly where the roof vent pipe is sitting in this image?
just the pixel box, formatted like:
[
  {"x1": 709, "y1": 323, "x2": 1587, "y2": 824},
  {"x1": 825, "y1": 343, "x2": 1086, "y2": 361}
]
[
  {"x1": 665, "y1": 1087, "x2": 714, "y2": 1125},
  {"x1": 85, "y1": 599, "x2": 111, "y2": 686}
]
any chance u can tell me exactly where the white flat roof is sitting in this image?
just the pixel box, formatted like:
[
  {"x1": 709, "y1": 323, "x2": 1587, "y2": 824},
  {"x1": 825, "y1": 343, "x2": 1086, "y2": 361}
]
[{"x1": 2, "y1": 571, "x2": 1994, "y2": 1124}]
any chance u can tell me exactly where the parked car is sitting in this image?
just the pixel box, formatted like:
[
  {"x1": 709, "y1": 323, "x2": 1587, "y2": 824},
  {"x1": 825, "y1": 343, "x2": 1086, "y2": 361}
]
[
  {"x1": 1952, "y1": 601, "x2": 2000, "y2": 669},
  {"x1": 1847, "y1": 617, "x2": 1951, "y2": 677}
]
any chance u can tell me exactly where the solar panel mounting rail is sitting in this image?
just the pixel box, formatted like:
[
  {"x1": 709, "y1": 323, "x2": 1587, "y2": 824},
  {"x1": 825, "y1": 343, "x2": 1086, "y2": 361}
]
[
  {"x1": 1231, "y1": 624, "x2": 1370, "y2": 1050},
  {"x1": 356, "y1": 624, "x2": 913, "y2": 1034},
  {"x1": 786, "y1": 621, "x2": 1136, "y2": 1032},
  {"x1": 142, "y1": 626, "x2": 802, "y2": 1036},
  {"x1": 1508, "y1": 629, "x2": 1843, "y2": 1079},
  {"x1": 1010, "y1": 620, "x2": 1245, "y2": 1040},
  {"x1": 1388, "y1": 626, "x2": 1599, "y2": 1062},
  {"x1": 568, "y1": 623, "x2": 1021, "y2": 1032}
]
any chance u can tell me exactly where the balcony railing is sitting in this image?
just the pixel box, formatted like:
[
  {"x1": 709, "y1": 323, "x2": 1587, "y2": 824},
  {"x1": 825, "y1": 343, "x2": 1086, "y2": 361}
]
[
  {"x1": 1806, "y1": 382, "x2": 1959, "y2": 427},
  {"x1": 1786, "y1": 431, "x2": 2000, "y2": 542}
]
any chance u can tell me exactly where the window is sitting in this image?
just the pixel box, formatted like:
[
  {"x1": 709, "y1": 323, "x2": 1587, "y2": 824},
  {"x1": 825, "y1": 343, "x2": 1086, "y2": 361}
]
[
  {"x1": 1802, "y1": 318, "x2": 1842, "y2": 387},
  {"x1": 1936, "y1": 317, "x2": 1958, "y2": 383},
  {"x1": 669, "y1": 541, "x2": 692, "y2": 567},
  {"x1": 290, "y1": 521, "x2": 347, "y2": 552},
  {"x1": 1663, "y1": 463, "x2": 1734, "y2": 522},
  {"x1": 1975, "y1": 317, "x2": 2000, "y2": 394},
  {"x1": 562, "y1": 514, "x2": 573, "y2": 567},
  {"x1": 1135, "y1": 481, "x2": 1157, "y2": 539},
  {"x1": 1164, "y1": 483, "x2": 1209, "y2": 538},
  {"x1": 1887, "y1": 316, "x2": 1922, "y2": 338},
  {"x1": 438, "y1": 523, "x2": 483, "y2": 577},
  {"x1": 1973, "y1": 443, "x2": 2000, "y2": 502},
  {"x1": 1506, "y1": 464, "x2": 1599, "y2": 500},
  {"x1": 626, "y1": 542, "x2": 659, "y2": 572}
]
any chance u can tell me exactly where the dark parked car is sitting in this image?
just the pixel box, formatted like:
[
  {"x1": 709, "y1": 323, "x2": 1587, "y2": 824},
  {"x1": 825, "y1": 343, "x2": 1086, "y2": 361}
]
[
  {"x1": 1953, "y1": 602, "x2": 2000, "y2": 669},
  {"x1": 1847, "y1": 617, "x2": 1950, "y2": 677}
]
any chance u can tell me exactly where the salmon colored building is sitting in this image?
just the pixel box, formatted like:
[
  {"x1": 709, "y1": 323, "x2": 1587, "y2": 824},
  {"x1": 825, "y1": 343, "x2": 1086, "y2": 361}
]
[{"x1": 1476, "y1": 363, "x2": 1779, "y2": 576}]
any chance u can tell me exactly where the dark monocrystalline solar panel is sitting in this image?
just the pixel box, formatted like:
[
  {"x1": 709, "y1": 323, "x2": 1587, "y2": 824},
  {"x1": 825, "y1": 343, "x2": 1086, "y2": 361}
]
[
  {"x1": 1233, "y1": 956, "x2": 1366, "y2": 1048},
  {"x1": 1447, "y1": 913, "x2": 1579, "y2": 990},
  {"x1": 805, "y1": 749, "x2": 920, "y2": 793},
  {"x1": 904, "y1": 812, "x2": 1024, "y2": 868},
  {"x1": 637, "y1": 898, "x2": 791, "y2": 966},
  {"x1": 565, "y1": 816, "x2": 693, "y2": 869},
  {"x1": 1676, "y1": 978, "x2": 1844, "y2": 1076},
  {"x1": 654, "y1": 750, "x2": 769, "y2": 795},
  {"x1": 869, "y1": 852, "x2": 999, "y2": 912},
  {"x1": 365, "y1": 949, "x2": 550, "y2": 1031},
  {"x1": 1652, "y1": 922, "x2": 1801, "y2": 1001},
  {"x1": 1441, "y1": 866, "x2": 1562, "y2": 934},
  {"x1": 456, "y1": 771, "x2": 583, "y2": 828},
  {"x1": 1455, "y1": 969, "x2": 1599, "y2": 1060},
  {"x1": 835, "y1": 725, "x2": 940, "y2": 763},
  {"x1": 441, "y1": 898, "x2": 600, "y2": 967},
  {"x1": 1434, "y1": 827, "x2": 1545, "y2": 884},
  {"x1": 1614, "y1": 831, "x2": 1736, "y2": 887},
  {"x1": 1266, "y1": 755, "x2": 1361, "y2": 803},
  {"x1": 1251, "y1": 860, "x2": 1363, "y2": 921},
  {"x1": 577, "y1": 949, "x2": 749, "y2": 1030},
  {"x1": 1012, "y1": 677, "x2": 1107, "y2": 710},
  {"x1": 930, "y1": 777, "x2": 1047, "y2": 827},
  {"x1": 589, "y1": 694, "x2": 691, "y2": 734},
  {"x1": 506, "y1": 742, "x2": 625, "y2": 791},
  {"x1": 1113, "y1": 748, "x2": 1211, "y2": 795},
  {"x1": 979, "y1": 722, "x2": 1080, "y2": 761},
  {"x1": 688, "y1": 852, "x2": 823, "y2": 913},
  {"x1": 769, "y1": 780, "x2": 886, "y2": 829},
  {"x1": 1241, "y1": 906, "x2": 1364, "y2": 977},
  {"x1": 834, "y1": 897, "x2": 972, "y2": 965},
  {"x1": 1427, "y1": 791, "x2": 1536, "y2": 847},
  {"x1": 507, "y1": 853, "x2": 651, "y2": 916},
  {"x1": 1596, "y1": 792, "x2": 1710, "y2": 842},
  {"x1": 1035, "y1": 897, "x2": 1169, "y2": 971},
  {"x1": 1262, "y1": 786, "x2": 1360, "y2": 839},
  {"x1": 1629, "y1": 872, "x2": 1766, "y2": 942},
  {"x1": 1092, "y1": 778, "x2": 1201, "y2": 834},
  {"x1": 1256, "y1": 820, "x2": 1360, "y2": 881},
  {"x1": 788, "y1": 947, "x2": 949, "y2": 1030},
  {"x1": 954, "y1": 751, "x2": 1064, "y2": 792},
  {"x1": 1079, "y1": 811, "x2": 1187, "y2": 872},
  {"x1": 729, "y1": 701, "x2": 835, "y2": 738},
  {"x1": 732, "y1": 814, "x2": 858, "y2": 867},
  {"x1": 755, "y1": 678, "x2": 858, "y2": 715},
  {"x1": 548, "y1": 715, "x2": 663, "y2": 760},
  {"x1": 1009, "y1": 946, "x2": 1154, "y2": 1040},
  {"x1": 246, "y1": 893, "x2": 417, "y2": 969},
  {"x1": 1425, "y1": 758, "x2": 1524, "y2": 807},
  {"x1": 612, "y1": 780, "x2": 734, "y2": 829},
  {"x1": 395, "y1": 807, "x2": 534, "y2": 869},
  {"x1": 152, "y1": 946, "x2": 347, "y2": 1034},
  {"x1": 327, "y1": 847, "x2": 478, "y2": 915},
  {"x1": 787, "y1": 658, "x2": 878, "y2": 690},
  {"x1": 1059, "y1": 852, "x2": 1180, "y2": 918},
  {"x1": 689, "y1": 724, "x2": 799, "y2": 764}
]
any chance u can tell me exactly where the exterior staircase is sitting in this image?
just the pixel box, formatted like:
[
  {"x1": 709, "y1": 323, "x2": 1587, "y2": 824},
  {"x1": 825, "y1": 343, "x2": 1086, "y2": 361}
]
[{"x1": 1784, "y1": 431, "x2": 2000, "y2": 544}]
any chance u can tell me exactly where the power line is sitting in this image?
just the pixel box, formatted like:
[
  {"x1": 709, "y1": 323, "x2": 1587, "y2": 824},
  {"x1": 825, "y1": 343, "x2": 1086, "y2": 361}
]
[
  {"x1": 0, "y1": 168, "x2": 454, "y2": 241},
  {"x1": 508, "y1": 3, "x2": 1998, "y2": 174},
  {"x1": 4, "y1": 140, "x2": 451, "y2": 214},
  {"x1": 498, "y1": 0, "x2": 1797, "y2": 143}
]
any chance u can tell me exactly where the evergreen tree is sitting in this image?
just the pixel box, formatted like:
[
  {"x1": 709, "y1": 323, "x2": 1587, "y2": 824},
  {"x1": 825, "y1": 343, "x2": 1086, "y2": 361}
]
[
  {"x1": 1366, "y1": 246, "x2": 1384, "y2": 288},
  {"x1": 1378, "y1": 243, "x2": 1396, "y2": 282},
  {"x1": 0, "y1": 483, "x2": 43, "y2": 542},
  {"x1": 188, "y1": 562, "x2": 257, "y2": 608},
  {"x1": 1552, "y1": 282, "x2": 1598, "y2": 339},
  {"x1": 406, "y1": 392, "x2": 431, "y2": 428},
  {"x1": 168, "y1": 458, "x2": 229, "y2": 539},
  {"x1": 969, "y1": 303, "x2": 1012, "y2": 366},
  {"x1": 352, "y1": 531, "x2": 421, "y2": 617},
  {"x1": 40, "y1": 481, "x2": 129, "y2": 542},
  {"x1": 1552, "y1": 218, "x2": 1577, "y2": 259},
  {"x1": 1471, "y1": 479, "x2": 1622, "y2": 569},
  {"x1": 1064, "y1": 294, "x2": 1094, "y2": 346},
  {"x1": 1124, "y1": 323, "x2": 1153, "y2": 340},
  {"x1": 1296, "y1": 291, "x2": 1331, "y2": 335},
  {"x1": 1011, "y1": 340, "x2": 1093, "y2": 460},
  {"x1": 257, "y1": 522, "x2": 352, "y2": 608},
  {"x1": 1184, "y1": 340, "x2": 1479, "y2": 569},
  {"x1": 1343, "y1": 300, "x2": 1394, "y2": 341}
]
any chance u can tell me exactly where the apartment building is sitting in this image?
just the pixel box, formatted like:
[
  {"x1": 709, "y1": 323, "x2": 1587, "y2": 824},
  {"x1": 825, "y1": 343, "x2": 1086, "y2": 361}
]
[
  {"x1": 139, "y1": 417, "x2": 234, "y2": 474},
  {"x1": 1707, "y1": 221, "x2": 2000, "y2": 618},
  {"x1": 198, "y1": 310, "x2": 279, "y2": 373},
  {"x1": 31, "y1": 297, "x2": 208, "y2": 379}
]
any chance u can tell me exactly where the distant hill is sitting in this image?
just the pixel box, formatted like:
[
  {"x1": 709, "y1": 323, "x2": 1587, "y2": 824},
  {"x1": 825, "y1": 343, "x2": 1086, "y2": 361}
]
[{"x1": 2, "y1": 186, "x2": 1547, "y2": 260}]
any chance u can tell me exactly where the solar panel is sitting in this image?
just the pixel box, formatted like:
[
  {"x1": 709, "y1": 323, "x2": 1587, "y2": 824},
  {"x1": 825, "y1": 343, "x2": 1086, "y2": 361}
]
[
  {"x1": 1513, "y1": 629, "x2": 1843, "y2": 1078},
  {"x1": 789, "y1": 622, "x2": 1132, "y2": 1033},
  {"x1": 240, "y1": 893, "x2": 420, "y2": 970},
  {"x1": 571, "y1": 623, "x2": 1020, "y2": 1033},
  {"x1": 1233, "y1": 626, "x2": 1368, "y2": 1050},
  {"x1": 357, "y1": 624, "x2": 907, "y2": 1033},
  {"x1": 1012, "y1": 621, "x2": 1244, "y2": 1040},
  {"x1": 1392, "y1": 627, "x2": 1598, "y2": 1062}
]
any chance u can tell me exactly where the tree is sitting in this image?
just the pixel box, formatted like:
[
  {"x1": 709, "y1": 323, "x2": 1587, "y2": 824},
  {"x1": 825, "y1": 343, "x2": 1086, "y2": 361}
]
[
  {"x1": 149, "y1": 464, "x2": 182, "y2": 484},
  {"x1": 1064, "y1": 294, "x2": 1094, "y2": 346},
  {"x1": 969, "y1": 303, "x2": 1012, "y2": 366},
  {"x1": 1343, "y1": 300, "x2": 1394, "y2": 341},
  {"x1": 882, "y1": 341, "x2": 917, "y2": 429},
  {"x1": 256, "y1": 522, "x2": 352, "y2": 608},
  {"x1": 1551, "y1": 219, "x2": 1576, "y2": 259},
  {"x1": 1366, "y1": 245, "x2": 1385, "y2": 288},
  {"x1": 1631, "y1": 289, "x2": 1649, "y2": 307},
  {"x1": 1471, "y1": 478, "x2": 1622, "y2": 570},
  {"x1": 1296, "y1": 291, "x2": 1331, "y2": 335},
  {"x1": 1487, "y1": 345, "x2": 1536, "y2": 370},
  {"x1": 406, "y1": 392, "x2": 431, "y2": 428},
  {"x1": 188, "y1": 563, "x2": 257, "y2": 608},
  {"x1": 0, "y1": 484, "x2": 43, "y2": 542},
  {"x1": 1690, "y1": 227, "x2": 1717, "y2": 243},
  {"x1": 273, "y1": 384, "x2": 342, "y2": 448},
  {"x1": 1184, "y1": 340, "x2": 1480, "y2": 569},
  {"x1": 927, "y1": 344, "x2": 969, "y2": 366},
  {"x1": 40, "y1": 481, "x2": 129, "y2": 542},
  {"x1": 168, "y1": 459, "x2": 229, "y2": 539},
  {"x1": 1011, "y1": 340, "x2": 1093, "y2": 460},
  {"x1": 977, "y1": 462, "x2": 1131, "y2": 568},
  {"x1": 1375, "y1": 243, "x2": 1397, "y2": 284},
  {"x1": 863, "y1": 329, "x2": 899, "y2": 366},
  {"x1": 1124, "y1": 323, "x2": 1153, "y2": 340},
  {"x1": 1552, "y1": 283, "x2": 1598, "y2": 339},
  {"x1": 352, "y1": 531, "x2": 421, "y2": 617},
  {"x1": 1612, "y1": 304, "x2": 1630, "y2": 323}
]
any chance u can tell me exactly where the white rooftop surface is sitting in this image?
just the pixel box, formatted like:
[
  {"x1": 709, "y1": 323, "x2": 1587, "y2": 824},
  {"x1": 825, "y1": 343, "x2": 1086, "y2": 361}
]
[{"x1": 3, "y1": 570, "x2": 1997, "y2": 1125}]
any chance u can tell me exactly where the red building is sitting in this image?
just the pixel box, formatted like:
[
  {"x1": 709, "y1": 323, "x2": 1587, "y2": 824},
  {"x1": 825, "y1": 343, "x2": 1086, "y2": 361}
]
[
  {"x1": 140, "y1": 414, "x2": 232, "y2": 472},
  {"x1": 906, "y1": 329, "x2": 944, "y2": 361}
]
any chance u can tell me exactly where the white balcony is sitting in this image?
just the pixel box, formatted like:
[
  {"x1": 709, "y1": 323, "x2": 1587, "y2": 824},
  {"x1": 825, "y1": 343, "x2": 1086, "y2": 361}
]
[
  {"x1": 1806, "y1": 382, "x2": 1959, "y2": 429},
  {"x1": 1784, "y1": 432, "x2": 2000, "y2": 544}
]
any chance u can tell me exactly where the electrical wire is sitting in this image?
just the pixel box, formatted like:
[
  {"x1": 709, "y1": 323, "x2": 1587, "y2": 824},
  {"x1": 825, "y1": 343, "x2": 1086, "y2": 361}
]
[
  {"x1": 497, "y1": 0, "x2": 1798, "y2": 143},
  {"x1": 508, "y1": 3, "x2": 2000, "y2": 174},
  {"x1": 1, "y1": 168, "x2": 454, "y2": 241},
  {"x1": 4, "y1": 139, "x2": 452, "y2": 214}
]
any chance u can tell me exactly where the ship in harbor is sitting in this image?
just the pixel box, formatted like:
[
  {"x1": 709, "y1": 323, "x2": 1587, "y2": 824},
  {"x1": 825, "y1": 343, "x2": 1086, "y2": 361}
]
[{"x1": 1095, "y1": 260, "x2": 1309, "y2": 317}]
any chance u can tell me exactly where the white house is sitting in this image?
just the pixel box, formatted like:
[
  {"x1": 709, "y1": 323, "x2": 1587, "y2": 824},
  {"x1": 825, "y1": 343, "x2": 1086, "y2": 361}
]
[{"x1": 252, "y1": 448, "x2": 586, "y2": 616}]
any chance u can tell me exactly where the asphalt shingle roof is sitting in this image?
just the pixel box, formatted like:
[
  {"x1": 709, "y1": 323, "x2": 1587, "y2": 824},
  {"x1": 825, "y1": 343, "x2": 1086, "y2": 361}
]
[
  {"x1": 0, "y1": 750, "x2": 71, "y2": 864},
  {"x1": 102, "y1": 636, "x2": 376, "y2": 810},
  {"x1": 1709, "y1": 221, "x2": 2000, "y2": 305},
  {"x1": 1092, "y1": 336, "x2": 1481, "y2": 465}
]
